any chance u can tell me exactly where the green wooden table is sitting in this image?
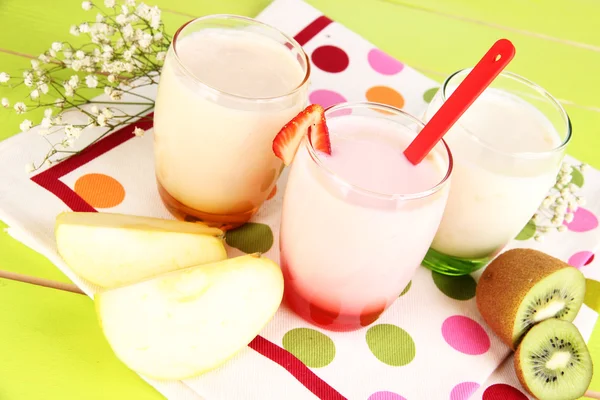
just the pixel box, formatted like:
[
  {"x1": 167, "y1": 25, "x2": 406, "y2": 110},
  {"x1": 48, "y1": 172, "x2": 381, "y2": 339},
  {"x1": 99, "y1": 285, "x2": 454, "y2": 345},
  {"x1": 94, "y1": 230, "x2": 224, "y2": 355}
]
[{"x1": 0, "y1": 0, "x2": 598, "y2": 398}]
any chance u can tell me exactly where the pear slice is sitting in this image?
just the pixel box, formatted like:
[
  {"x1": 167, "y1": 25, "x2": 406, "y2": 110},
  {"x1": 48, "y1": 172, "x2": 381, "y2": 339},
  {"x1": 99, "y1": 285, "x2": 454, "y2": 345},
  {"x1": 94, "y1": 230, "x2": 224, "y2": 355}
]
[
  {"x1": 95, "y1": 254, "x2": 284, "y2": 380},
  {"x1": 55, "y1": 212, "x2": 227, "y2": 288}
]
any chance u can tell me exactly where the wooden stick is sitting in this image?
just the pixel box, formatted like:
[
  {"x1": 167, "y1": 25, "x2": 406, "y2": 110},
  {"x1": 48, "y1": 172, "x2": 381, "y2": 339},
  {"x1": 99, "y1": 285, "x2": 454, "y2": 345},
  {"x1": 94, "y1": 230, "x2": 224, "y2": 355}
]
[
  {"x1": 586, "y1": 390, "x2": 600, "y2": 399},
  {"x1": 0, "y1": 270, "x2": 85, "y2": 295}
]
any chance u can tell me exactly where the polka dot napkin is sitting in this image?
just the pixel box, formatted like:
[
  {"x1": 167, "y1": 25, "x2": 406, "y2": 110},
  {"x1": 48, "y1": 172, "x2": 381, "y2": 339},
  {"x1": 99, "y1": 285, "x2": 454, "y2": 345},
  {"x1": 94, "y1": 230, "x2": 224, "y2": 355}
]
[{"x1": 0, "y1": 0, "x2": 598, "y2": 399}]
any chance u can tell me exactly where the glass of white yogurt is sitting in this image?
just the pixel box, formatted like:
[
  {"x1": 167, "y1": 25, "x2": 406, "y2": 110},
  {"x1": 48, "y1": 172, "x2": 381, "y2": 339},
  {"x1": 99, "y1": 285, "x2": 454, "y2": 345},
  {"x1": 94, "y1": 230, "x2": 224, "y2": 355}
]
[
  {"x1": 421, "y1": 69, "x2": 571, "y2": 276},
  {"x1": 153, "y1": 15, "x2": 309, "y2": 230}
]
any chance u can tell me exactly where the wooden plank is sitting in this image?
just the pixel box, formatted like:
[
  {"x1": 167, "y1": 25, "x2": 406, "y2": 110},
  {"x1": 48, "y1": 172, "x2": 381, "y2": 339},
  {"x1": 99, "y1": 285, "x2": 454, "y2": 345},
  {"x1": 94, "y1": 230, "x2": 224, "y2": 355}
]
[
  {"x1": 0, "y1": 278, "x2": 164, "y2": 400},
  {"x1": 0, "y1": 221, "x2": 73, "y2": 284},
  {"x1": 305, "y1": 0, "x2": 600, "y2": 109},
  {"x1": 383, "y1": 0, "x2": 600, "y2": 49}
]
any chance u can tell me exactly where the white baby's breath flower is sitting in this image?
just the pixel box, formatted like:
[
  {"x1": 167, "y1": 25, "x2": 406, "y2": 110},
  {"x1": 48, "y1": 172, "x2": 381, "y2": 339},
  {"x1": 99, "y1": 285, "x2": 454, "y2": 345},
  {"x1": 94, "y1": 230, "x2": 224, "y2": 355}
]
[
  {"x1": 24, "y1": 75, "x2": 34, "y2": 87},
  {"x1": 53, "y1": 114, "x2": 63, "y2": 125},
  {"x1": 25, "y1": 163, "x2": 35, "y2": 173},
  {"x1": 75, "y1": 50, "x2": 86, "y2": 60},
  {"x1": 85, "y1": 75, "x2": 98, "y2": 88},
  {"x1": 133, "y1": 127, "x2": 145, "y2": 137},
  {"x1": 1, "y1": 98, "x2": 9, "y2": 108},
  {"x1": 65, "y1": 124, "x2": 82, "y2": 138},
  {"x1": 557, "y1": 225, "x2": 567, "y2": 233},
  {"x1": 115, "y1": 38, "x2": 124, "y2": 49},
  {"x1": 109, "y1": 90, "x2": 123, "y2": 100},
  {"x1": 69, "y1": 75, "x2": 79, "y2": 88},
  {"x1": 30, "y1": 59, "x2": 40, "y2": 70},
  {"x1": 122, "y1": 24, "x2": 134, "y2": 39},
  {"x1": 156, "y1": 51, "x2": 166, "y2": 62},
  {"x1": 96, "y1": 13, "x2": 104, "y2": 22},
  {"x1": 154, "y1": 32, "x2": 163, "y2": 42},
  {"x1": 54, "y1": 99, "x2": 65, "y2": 109},
  {"x1": 123, "y1": 50, "x2": 133, "y2": 61},
  {"x1": 82, "y1": 1, "x2": 92, "y2": 10},
  {"x1": 49, "y1": 49, "x2": 57, "y2": 58},
  {"x1": 39, "y1": 83, "x2": 49, "y2": 94},
  {"x1": 41, "y1": 117, "x2": 52, "y2": 129},
  {"x1": 101, "y1": 107, "x2": 113, "y2": 118},
  {"x1": 79, "y1": 23, "x2": 90, "y2": 33},
  {"x1": 90, "y1": 105, "x2": 100, "y2": 115},
  {"x1": 70, "y1": 25, "x2": 80, "y2": 36},
  {"x1": 121, "y1": 4, "x2": 129, "y2": 15},
  {"x1": 14, "y1": 102, "x2": 26, "y2": 114},
  {"x1": 104, "y1": 0, "x2": 115, "y2": 7},
  {"x1": 564, "y1": 213, "x2": 575, "y2": 223},
  {"x1": 0, "y1": 72, "x2": 9, "y2": 83},
  {"x1": 107, "y1": 74, "x2": 116, "y2": 83},
  {"x1": 44, "y1": 108, "x2": 53, "y2": 118},
  {"x1": 64, "y1": 85, "x2": 74, "y2": 97},
  {"x1": 20, "y1": 119, "x2": 33, "y2": 132},
  {"x1": 71, "y1": 60, "x2": 83, "y2": 71},
  {"x1": 51, "y1": 42, "x2": 63, "y2": 52},
  {"x1": 104, "y1": 86, "x2": 113, "y2": 96},
  {"x1": 30, "y1": 89, "x2": 40, "y2": 100},
  {"x1": 116, "y1": 14, "x2": 127, "y2": 25},
  {"x1": 126, "y1": 0, "x2": 135, "y2": 5},
  {"x1": 63, "y1": 50, "x2": 73, "y2": 59},
  {"x1": 96, "y1": 113, "x2": 107, "y2": 127}
]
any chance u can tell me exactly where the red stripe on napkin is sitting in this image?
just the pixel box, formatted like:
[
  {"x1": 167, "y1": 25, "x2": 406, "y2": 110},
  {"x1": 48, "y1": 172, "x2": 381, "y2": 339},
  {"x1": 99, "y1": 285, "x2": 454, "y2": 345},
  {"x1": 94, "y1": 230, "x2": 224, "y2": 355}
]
[
  {"x1": 249, "y1": 335, "x2": 347, "y2": 400},
  {"x1": 294, "y1": 15, "x2": 332, "y2": 46}
]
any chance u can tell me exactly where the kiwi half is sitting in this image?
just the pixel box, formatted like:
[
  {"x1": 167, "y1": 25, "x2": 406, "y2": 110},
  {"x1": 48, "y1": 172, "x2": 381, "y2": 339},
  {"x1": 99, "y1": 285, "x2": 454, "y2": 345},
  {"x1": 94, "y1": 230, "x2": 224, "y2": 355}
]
[
  {"x1": 515, "y1": 318, "x2": 593, "y2": 400},
  {"x1": 476, "y1": 248, "x2": 585, "y2": 350}
]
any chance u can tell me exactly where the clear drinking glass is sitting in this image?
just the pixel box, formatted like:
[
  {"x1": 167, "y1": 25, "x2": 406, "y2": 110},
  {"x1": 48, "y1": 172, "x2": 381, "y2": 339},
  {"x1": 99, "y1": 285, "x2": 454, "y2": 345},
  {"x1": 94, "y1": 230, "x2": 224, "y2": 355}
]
[
  {"x1": 153, "y1": 15, "x2": 310, "y2": 230},
  {"x1": 421, "y1": 69, "x2": 571, "y2": 276},
  {"x1": 280, "y1": 102, "x2": 453, "y2": 331}
]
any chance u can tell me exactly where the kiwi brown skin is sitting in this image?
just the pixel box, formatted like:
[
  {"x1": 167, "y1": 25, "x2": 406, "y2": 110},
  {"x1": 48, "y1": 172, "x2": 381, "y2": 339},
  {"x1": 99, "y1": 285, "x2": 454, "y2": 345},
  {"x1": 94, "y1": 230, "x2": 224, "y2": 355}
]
[{"x1": 476, "y1": 248, "x2": 584, "y2": 351}]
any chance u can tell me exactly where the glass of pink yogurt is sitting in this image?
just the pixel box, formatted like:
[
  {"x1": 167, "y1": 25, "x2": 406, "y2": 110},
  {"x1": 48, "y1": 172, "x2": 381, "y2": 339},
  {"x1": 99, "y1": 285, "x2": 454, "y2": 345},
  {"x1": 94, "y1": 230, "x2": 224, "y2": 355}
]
[{"x1": 279, "y1": 102, "x2": 453, "y2": 331}]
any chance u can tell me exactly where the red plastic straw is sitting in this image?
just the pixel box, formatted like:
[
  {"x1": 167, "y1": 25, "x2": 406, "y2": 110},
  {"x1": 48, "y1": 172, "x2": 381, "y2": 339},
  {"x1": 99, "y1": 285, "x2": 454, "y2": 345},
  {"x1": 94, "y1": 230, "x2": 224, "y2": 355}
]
[{"x1": 404, "y1": 39, "x2": 516, "y2": 165}]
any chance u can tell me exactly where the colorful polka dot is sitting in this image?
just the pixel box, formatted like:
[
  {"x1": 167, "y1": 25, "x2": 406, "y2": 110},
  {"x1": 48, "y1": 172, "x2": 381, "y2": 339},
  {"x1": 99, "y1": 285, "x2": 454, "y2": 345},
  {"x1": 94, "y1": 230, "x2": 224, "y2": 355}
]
[
  {"x1": 367, "y1": 391, "x2": 407, "y2": 400},
  {"x1": 366, "y1": 86, "x2": 405, "y2": 109},
  {"x1": 584, "y1": 279, "x2": 600, "y2": 312},
  {"x1": 432, "y1": 271, "x2": 476, "y2": 301},
  {"x1": 515, "y1": 221, "x2": 536, "y2": 241},
  {"x1": 74, "y1": 173, "x2": 125, "y2": 208},
  {"x1": 450, "y1": 382, "x2": 480, "y2": 400},
  {"x1": 282, "y1": 328, "x2": 335, "y2": 368},
  {"x1": 367, "y1": 49, "x2": 404, "y2": 75},
  {"x1": 311, "y1": 45, "x2": 349, "y2": 73},
  {"x1": 442, "y1": 316, "x2": 490, "y2": 355},
  {"x1": 423, "y1": 87, "x2": 439, "y2": 103},
  {"x1": 482, "y1": 383, "x2": 528, "y2": 400},
  {"x1": 570, "y1": 167, "x2": 584, "y2": 187},
  {"x1": 564, "y1": 207, "x2": 598, "y2": 232},
  {"x1": 309, "y1": 89, "x2": 347, "y2": 109},
  {"x1": 568, "y1": 251, "x2": 594, "y2": 268},
  {"x1": 225, "y1": 222, "x2": 274, "y2": 253},
  {"x1": 366, "y1": 324, "x2": 416, "y2": 366},
  {"x1": 399, "y1": 281, "x2": 412, "y2": 297}
]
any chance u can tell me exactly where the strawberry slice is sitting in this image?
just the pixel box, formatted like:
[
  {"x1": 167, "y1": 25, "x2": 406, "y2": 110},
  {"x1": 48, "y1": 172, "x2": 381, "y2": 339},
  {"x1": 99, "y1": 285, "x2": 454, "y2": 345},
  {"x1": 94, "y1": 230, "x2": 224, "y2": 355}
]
[{"x1": 272, "y1": 104, "x2": 331, "y2": 165}]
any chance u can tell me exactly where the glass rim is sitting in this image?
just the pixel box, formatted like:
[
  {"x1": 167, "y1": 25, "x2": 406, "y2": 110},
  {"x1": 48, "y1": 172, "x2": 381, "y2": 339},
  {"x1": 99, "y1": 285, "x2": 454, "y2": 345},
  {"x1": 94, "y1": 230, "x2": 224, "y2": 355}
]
[
  {"x1": 440, "y1": 68, "x2": 572, "y2": 159},
  {"x1": 304, "y1": 101, "x2": 454, "y2": 201},
  {"x1": 171, "y1": 14, "x2": 311, "y2": 102}
]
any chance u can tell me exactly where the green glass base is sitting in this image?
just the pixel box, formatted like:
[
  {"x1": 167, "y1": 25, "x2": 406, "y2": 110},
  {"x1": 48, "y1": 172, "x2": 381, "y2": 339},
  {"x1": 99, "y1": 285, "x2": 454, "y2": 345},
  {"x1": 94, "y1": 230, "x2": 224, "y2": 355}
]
[{"x1": 421, "y1": 248, "x2": 491, "y2": 276}]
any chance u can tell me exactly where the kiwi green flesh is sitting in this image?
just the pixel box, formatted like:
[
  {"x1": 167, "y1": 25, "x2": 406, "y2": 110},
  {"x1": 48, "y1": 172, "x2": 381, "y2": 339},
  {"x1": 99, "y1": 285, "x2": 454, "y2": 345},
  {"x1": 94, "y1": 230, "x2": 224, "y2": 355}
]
[
  {"x1": 512, "y1": 267, "x2": 586, "y2": 346},
  {"x1": 518, "y1": 319, "x2": 592, "y2": 400}
]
